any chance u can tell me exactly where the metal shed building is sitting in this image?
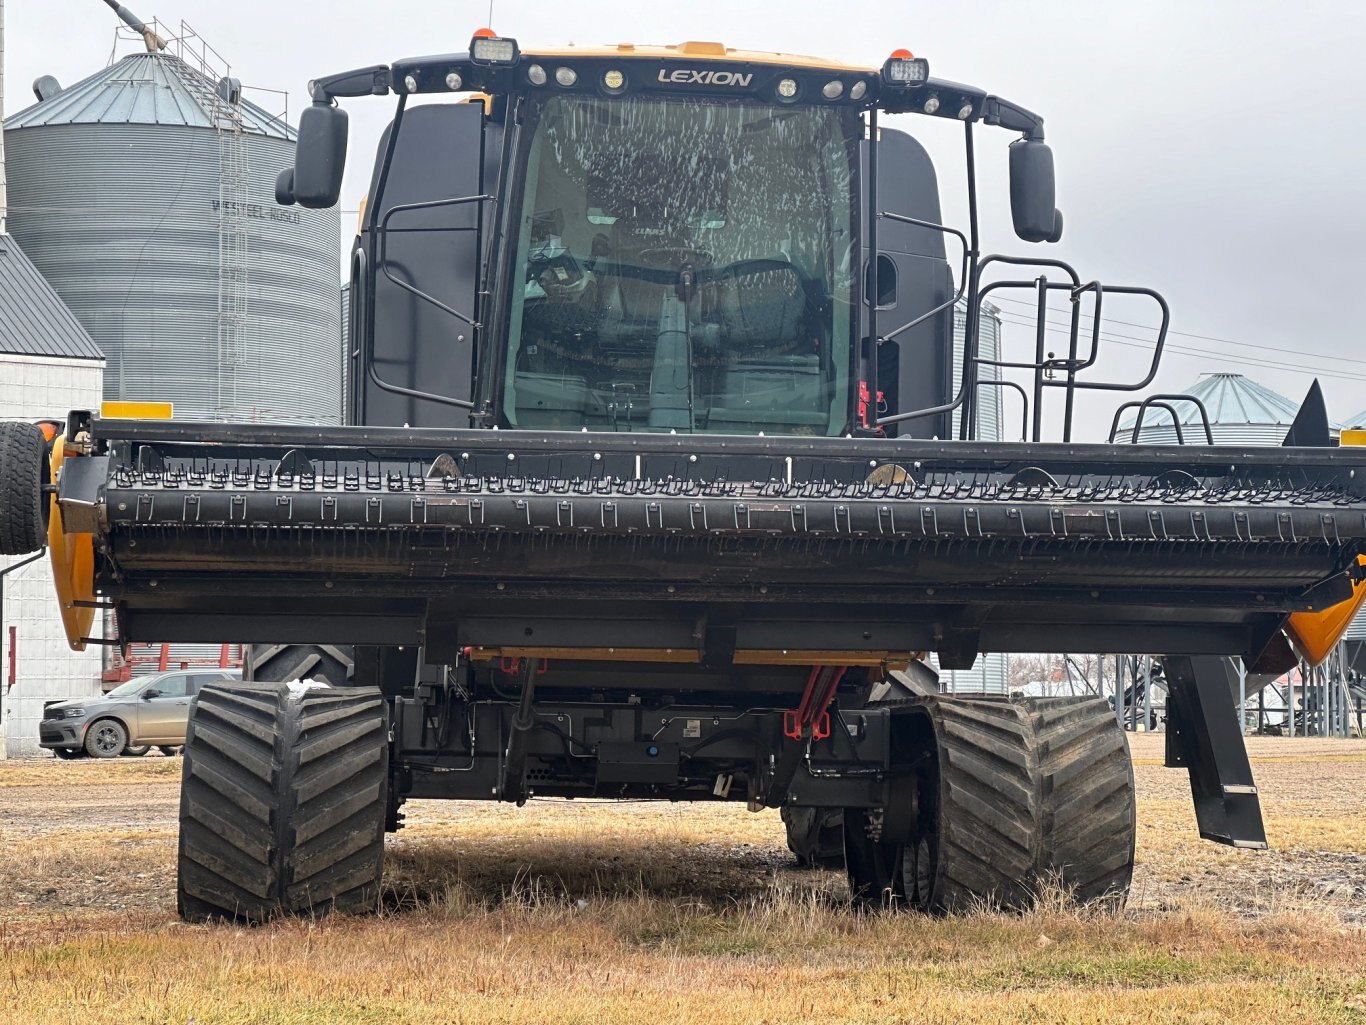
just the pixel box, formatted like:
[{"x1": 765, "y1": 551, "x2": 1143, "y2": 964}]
[{"x1": 0, "y1": 234, "x2": 105, "y2": 758}]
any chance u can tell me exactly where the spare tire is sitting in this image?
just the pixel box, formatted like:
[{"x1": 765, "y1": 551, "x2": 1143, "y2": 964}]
[{"x1": 0, "y1": 422, "x2": 47, "y2": 556}]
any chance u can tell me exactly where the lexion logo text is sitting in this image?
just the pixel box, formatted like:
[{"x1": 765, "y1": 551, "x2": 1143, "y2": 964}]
[{"x1": 657, "y1": 68, "x2": 754, "y2": 87}]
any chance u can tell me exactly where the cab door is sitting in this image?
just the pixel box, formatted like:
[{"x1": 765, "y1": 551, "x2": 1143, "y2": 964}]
[
  {"x1": 354, "y1": 102, "x2": 487, "y2": 428},
  {"x1": 134, "y1": 673, "x2": 192, "y2": 744}
]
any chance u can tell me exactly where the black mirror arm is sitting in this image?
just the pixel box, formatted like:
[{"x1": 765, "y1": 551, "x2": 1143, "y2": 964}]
[
  {"x1": 308, "y1": 65, "x2": 391, "y2": 102},
  {"x1": 981, "y1": 96, "x2": 1046, "y2": 142}
]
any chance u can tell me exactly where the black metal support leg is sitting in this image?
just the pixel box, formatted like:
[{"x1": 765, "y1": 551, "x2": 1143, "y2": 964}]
[
  {"x1": 499, "y1": 658, "x2": 540, "y2": 806},
  {"x1": 1161, "y1": 655, "x2": 1268, "y2": 848}
]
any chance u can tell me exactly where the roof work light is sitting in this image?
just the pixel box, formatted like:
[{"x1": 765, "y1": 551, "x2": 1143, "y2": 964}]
[
  {"x1": 470, "y1": 30, "x2": 519, "y2": 65},
  {"x1": 882, "y1": 49, "x2": 929, "y2": 87}
]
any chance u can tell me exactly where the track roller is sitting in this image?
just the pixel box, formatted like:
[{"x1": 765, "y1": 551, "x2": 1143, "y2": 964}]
[
  {"x1": 177, "y1": 682, "x2": 388, "y2": 922},
  {"x1": 781, "y1": 806, "x2": 845, "y2": 869}
]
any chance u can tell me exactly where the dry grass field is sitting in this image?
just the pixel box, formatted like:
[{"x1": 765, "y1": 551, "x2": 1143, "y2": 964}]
[{"x1": 0, "y1": 735, "x2": 1363, "y2": 1024}]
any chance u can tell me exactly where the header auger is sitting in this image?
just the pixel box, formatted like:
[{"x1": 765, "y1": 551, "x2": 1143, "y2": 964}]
[{"x1": 4, "y1": 32, "x2": 1363, "y2": 921}]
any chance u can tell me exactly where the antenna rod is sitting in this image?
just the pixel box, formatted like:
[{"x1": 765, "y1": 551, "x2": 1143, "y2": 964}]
[{"x1": 101, "y1": 0, "x2": 167, "y2": 52}]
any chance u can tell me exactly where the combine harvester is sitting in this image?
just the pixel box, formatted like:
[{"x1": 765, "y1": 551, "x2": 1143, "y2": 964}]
[{"x1": 3, "y1": 32, "x2": 1363, "y2": 920}]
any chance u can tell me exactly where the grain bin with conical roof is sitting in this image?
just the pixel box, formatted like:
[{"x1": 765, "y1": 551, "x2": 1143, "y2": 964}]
[
  {"x1": 1119, "y1": 372, "x2": 1340, "y2": 446},
  {"x1": 3, "y1": 41, "x2": 340, "y2": 423}
]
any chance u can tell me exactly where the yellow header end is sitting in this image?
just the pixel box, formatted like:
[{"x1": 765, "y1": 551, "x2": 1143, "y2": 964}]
[
  {"x1": 101, "y1": 401, "x2": 173, "y2": 420},
  {"x1": 1341, "y1": 428, "x2": 1366, "y2": 446},
  {"x1": 1286, "y1": 555, "x2": 1366, "y2": 667}
]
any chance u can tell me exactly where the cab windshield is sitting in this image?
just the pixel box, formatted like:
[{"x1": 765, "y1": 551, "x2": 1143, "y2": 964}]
[{"x1": 502, "y1": 94, "x2": 858, "y2": 435}]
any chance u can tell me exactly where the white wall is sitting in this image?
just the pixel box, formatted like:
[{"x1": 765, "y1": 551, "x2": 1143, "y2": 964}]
[{"x1": 0, "y1": 353, "x2": 105, "y2": 757}]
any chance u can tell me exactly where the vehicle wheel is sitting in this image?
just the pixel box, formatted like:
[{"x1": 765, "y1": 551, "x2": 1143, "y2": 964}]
[
  {"x1": 123, "y1": 744, "x2": 151, "y2": 757},
  {"x1": 844, "y1": 806, "x2": 904, "y2": 908},
  {"x1": 781, "y1": 806, "x2": 845, "y2": 869},
  {"x1": 0, "y1": 421, "x2": 48, "y2": 556},
  {"x1": 246, "y1": 644, "x2": 354, "y2": 685},
  {"x1": 158, "y1": 746, "x2": 180, "y2": 757},
  {"x1": 177, "y1": 683, "x2": 388, "y2": 923},
  {"x1": 54, "y1": 747, "x2": 85, "y2": 760},
  {"x1": 84, "y1": 718, "x2": 129, "y2": 759}
]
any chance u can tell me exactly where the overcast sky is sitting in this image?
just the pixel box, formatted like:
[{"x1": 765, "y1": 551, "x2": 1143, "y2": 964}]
[{"x1": 7, "y1": 0, "x2": 1366, "y2": 437}]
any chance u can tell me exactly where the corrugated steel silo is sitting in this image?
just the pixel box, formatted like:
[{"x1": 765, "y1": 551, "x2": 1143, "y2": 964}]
[
  {"x1": 340, "y1": 282, "x2": 351, "y2": 425},
  {"x1": 1119, "y1": 373, "x2": 1336, "y2": 446},
  {"x1": 3, "y1": 50, "x2": 340, "y2": 423},
  {"x1": 952, "y1": 299, "x2": 1008, "y2": 443},
  {"x1": 949, "y1": 299, "x2": 1007, "y2": 693},
  {"x1": 1343, "y1": 407, "x2": 1366, "y2": 648}
]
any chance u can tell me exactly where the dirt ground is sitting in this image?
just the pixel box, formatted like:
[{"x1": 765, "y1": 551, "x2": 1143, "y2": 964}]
[
  {"x1": 0, "y1": 734, "x2": 1363, "y2": 1023},
  {"x1": 2, "y1": 735, "x2": 1361, "y2": 923}
]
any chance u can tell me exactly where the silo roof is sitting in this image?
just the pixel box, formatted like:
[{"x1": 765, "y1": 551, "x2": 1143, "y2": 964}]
[
  {"x1": 0, "y1": 235, "x2": 104, "y2": 362},
  {"x1": 1343, "y1": 410, "x2": 1366, "y2": 429},
  {"x1": 1120, "y1": 373, "x2": 1341, "y2": 431},
  {"x1": 5, "y1": 52, "x2": 294, "y2": 140}
]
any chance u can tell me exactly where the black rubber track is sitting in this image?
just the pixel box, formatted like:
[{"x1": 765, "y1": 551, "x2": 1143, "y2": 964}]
[
  {"x1": 846, "y1": 695, "x2": 1135, "y2": 913},
  {"x1": 0, "y1": 422, "x2": 46, "y2": 556},
  {"x1": 920, "y1": 697, "x2": 1037, "y2": 912},
  {"x1": 177, "y1": 683, "x2": 388, "y2": 923},
  {"x1": 781, "y1": 806, "x2": 845, "y2": 869},
  {"x1": 1024, "y1": 696, "x2": 1137, "y2": 907},
  {"x1": 246, "y1": 644, "x2": 355, "y2": 686}
]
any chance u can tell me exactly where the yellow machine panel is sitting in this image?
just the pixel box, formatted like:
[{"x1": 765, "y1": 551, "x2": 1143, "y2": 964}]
[{"x1": 47, "y1": 436, "x2": 97, "y2": 651}]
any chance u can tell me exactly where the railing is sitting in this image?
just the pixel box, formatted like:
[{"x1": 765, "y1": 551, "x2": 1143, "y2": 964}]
[{"x1": 876, "y1": 251, "x2": 1198, "y2": 446}]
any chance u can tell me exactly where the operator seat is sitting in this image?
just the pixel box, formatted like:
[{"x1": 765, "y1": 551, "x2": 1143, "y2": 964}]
[
  {"x1": 709, "y1": 261, "x2": 827, "y2": 427},
  {"x1": 713, "y1": 261, "x2": 810, "y2": 355}
]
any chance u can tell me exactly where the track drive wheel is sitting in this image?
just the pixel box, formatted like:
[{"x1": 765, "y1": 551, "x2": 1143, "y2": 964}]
[
  {"x1": 781, "y1": 806, "x2": 845, "y2": 869},
  {"x1": 0, "y1": 422, "x2": 48, "y2": 556},
  {"x1": 246, "y1": 644, "x2": 354, "y2": 685},
  {"x1": 177, "y1": 683, "x2": 388, "y2": 922},
  {"x1": 845, "y1": 696, "x2": 1134, "y2": 913}
]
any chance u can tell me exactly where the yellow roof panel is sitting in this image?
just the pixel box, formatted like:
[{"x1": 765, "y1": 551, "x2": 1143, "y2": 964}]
[{"x1": 521, "y1": 41, "x2": 876, "y2": 76}]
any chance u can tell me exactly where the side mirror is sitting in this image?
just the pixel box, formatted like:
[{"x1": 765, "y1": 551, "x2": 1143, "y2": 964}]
[
  {"x1": 292, "y1": 102, "x2": 349, "y2": 209},
  {"x1": 275, "y1": 167, "x2": 296, "y2": 206},
  {"x1": 1009, "y1": 138, "x2": 1063, "y2": 243},
  {"x1": 142, "y1": 688, "x2": 160, "y2": 700}
]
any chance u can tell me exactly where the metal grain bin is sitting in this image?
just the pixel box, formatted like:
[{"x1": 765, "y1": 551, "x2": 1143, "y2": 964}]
[
  {"x1": 952, "y1": 298, "x2": 1007, "y2": 444},
  {"x1": 950, "y1": 299, "x2": 1007, "y2": 693},
  {"x1": 1118, "y1": 372, "x2": 1338, "y2": 447},
  {"x1": 341, "y1": 282, "x2": 351, "y2": 425},
  {"x1": 4, "y1": 52, "x2": 340, "y2": 424}
]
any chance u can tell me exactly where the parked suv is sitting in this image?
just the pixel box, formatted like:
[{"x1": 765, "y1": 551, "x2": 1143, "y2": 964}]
[{"x1": 40, "y1": 668, "x2": 241, "y2": 759}]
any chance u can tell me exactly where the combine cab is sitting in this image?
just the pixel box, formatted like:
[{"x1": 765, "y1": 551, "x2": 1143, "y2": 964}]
[{"x1": 4, "y1": 34, "x2": 1364, "y2": 920}]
